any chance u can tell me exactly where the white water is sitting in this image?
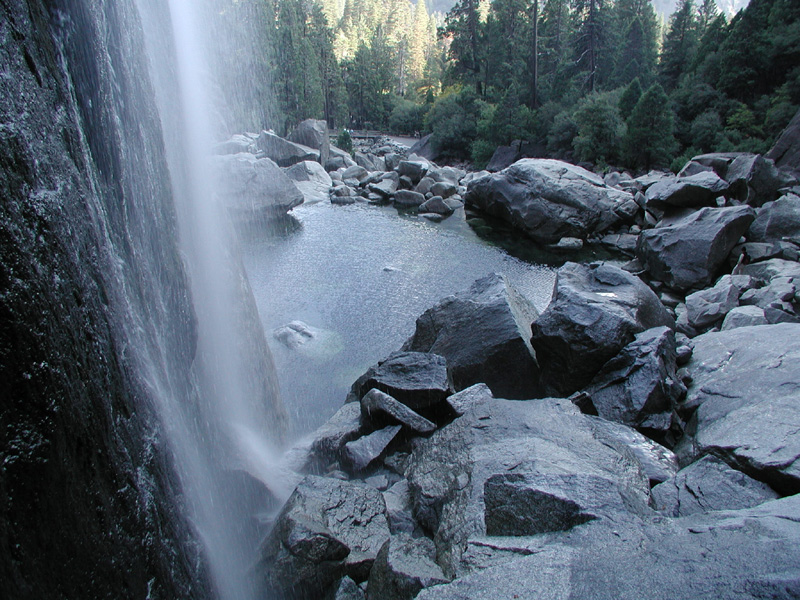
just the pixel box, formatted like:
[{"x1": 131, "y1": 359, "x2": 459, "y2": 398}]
[{"x1": 134, "y1": 1, "x2": 288, "y2": 598}]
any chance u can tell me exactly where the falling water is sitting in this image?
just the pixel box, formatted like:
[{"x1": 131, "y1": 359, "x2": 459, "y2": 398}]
[{"x1": 134, "y1": 1, "x2": 291, "y2": 598}]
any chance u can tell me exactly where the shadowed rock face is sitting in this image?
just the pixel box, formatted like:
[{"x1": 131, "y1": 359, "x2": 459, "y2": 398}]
[{"x1": 0, "y1": 1, "x2": 210, "y2": 597}]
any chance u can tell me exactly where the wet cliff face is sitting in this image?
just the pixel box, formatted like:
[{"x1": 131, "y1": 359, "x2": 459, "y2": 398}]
[{"x1": 0, "y1": 1, "x2": 208, "y2": 597}]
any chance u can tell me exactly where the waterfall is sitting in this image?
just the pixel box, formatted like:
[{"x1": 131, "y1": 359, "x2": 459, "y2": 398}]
[
  {"x1": 0, "y1": 0, "x2": 289, "y2": 598},
  {"x1": 134, "y1": 1, "x2": 291, "y2": 598}
]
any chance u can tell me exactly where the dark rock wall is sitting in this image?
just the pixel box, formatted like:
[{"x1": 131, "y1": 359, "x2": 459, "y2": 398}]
[{"x1": 0, "y1": 1, "x2": 210, "y2": 597}]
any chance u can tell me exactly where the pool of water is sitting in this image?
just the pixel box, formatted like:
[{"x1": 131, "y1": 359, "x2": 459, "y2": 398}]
[{"x1": 241, "y1": 202, "x2": 558, "y2": 437}]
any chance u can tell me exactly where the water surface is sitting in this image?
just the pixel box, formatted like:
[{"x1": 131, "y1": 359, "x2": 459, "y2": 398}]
[{"x1": 241, "y1": 202, "x2": 556, "y2": 436}]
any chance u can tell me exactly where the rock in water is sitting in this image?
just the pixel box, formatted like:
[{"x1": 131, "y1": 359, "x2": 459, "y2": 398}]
[
  {"x1": 584, "y1": 326, "x2": 685, "y2": 439},
  {"x1": 530, "y1": 262, "x2": 674, "y2": 397},
  {"x1": 652, "y1": 455, "x2": 778, "y2": 517},
  {"x1": 347, "y1": 352, "x2": 452, "y2": 410},
  {"x1": 402, "y1": 273, "x2": 540, "y2": 399},
  {"x1": 464, "y1": 159, "x2": 632, "y2": 243},
  {"x1": 680, "y1": 324, "x2": 800, "y2": 493},
  {"x1": 213, "y1": 153, "x2": 304, "y2": 218},
  {"x1": 636, "y1": 205, "x2": 755, "y2": 291},
  {"x1": 260, "y1": 476, "x2": 390, "y2": 597},
  {"x1": 366, "y1": 534, "x2": 449, "y2": 600}
]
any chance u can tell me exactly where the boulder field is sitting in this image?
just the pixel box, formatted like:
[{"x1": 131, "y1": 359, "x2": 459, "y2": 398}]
[{"x1": 216, "y1": 125, "x2": 800, "y2": 599}]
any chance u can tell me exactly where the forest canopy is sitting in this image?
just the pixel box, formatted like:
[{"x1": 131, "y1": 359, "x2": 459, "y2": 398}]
[{"x1": 212, "y1": 0, "x2": 800, "y2": 172}]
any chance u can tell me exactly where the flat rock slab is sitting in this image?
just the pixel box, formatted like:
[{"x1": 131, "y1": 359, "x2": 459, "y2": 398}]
[
  {"x1": 402, "y1": 273, "x2": 540, "y2": 399},
  {"x1": 636, "y1": 205, "x2": 756, "y2": 291},
  {"x1": 416, "y1": 495, "x2": 800, "y2": 600},
  {"x1": 465, "y1": 159, "x2": 631, "y2": 243},
  {"x1": 681, "y1": 323, "x2": 800, "y2": 493},
  {"x1": 530, "y1": 262, "x2": 674, "y2": 397},
  {"x1": 645, "y1": 171, "x2": 729, "y2": 210},
  {"x1": 406, "y1": 398, "x2": 651, "y2": 576},
  {"x1": 345, "y1": 425, "x2": 402, "y2": 472},
  {"x1": 652, "y1": 455, "x2": 778, "y2": 517},
  {"x1": 361, "y1": 389, "x2": 436, "y2": 435},
  {"x1": 347, "y1": 351, "x2": 452, "y2": 410}
]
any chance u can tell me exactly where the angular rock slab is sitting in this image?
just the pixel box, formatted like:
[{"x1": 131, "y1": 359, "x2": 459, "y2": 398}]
[
  {"x1": 652, "y1": 455, "x2": 778, "y2": 517},
  {"x1": 406, "y1": 399, "x2": 652, "y2": 576},
  {"x1": 636, "y1": 205, "x2": 756, "y2": 291},
  {"x1": 530, "y1": 262, "x2": 674, "y2": 397},
  {"x1": 285, "y1": 160, "x2": 333, "y2": 204},
  {"x1": 212, "y1": 153, "x2": 304, "y2": 218},
  {"x1": 748, "y1": 193, "x2": 800, "y2": 244},
  {"x1": 347, "y1": 351, "x2": 452, "y2": 409},
  {"x1": 305, "y1": 402, "x2": 364, "y2": 471},
  {"x1": 681, "y1": 324, "x2": 800, "y2": 493},
  {"x1": 465, "y1": 159, "x2": 632, "y2": 243},
  {"x1": 260, "y1": 476, "x2": 390, "y2": 598},
  {"x1": 366, "y1": 534, "x2": 449, "y2": 600},
  {"x1": 361, "y1": 389, "x2": 436, "y2": 435},
  {"x1": 584, "y1": 326, "x2": 685, "y2": 438},
  {"x1": 344, "y1": 425, "x2": 402, "y2": 472},
  {"x1": 644, "y1": 171, "x2": 729, "y2": 210},
  {"x1": 257, "y1": 130, "x2": 319, "y2": 167},
  {"x1": 416, "y1": 495, "x2": 800, "y2": 600},
  {"x1": 402, "y1": 273, "x2": 540, "y2": 399}
]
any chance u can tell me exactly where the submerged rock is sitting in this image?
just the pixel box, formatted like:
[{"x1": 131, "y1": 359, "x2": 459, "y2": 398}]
[{"x1": 402, "y1": 273, "x2": 540, "y2": 399}]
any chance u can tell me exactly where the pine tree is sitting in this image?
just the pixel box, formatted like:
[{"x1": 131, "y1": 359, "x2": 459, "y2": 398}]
[
  {"x1": 659, "y1": 0, "x2": 699, "y2": 92},
  {"x1": 610, "y1": 0, "x2": 658, "y2": 86},
  {"x1": 573, "y1": 0, "x2": 613, "y2": 92},
  {"x1": 624, "y1": 83, "x2": 678, "y2": 170},
  {"x1": 618, "y1": 76, "x2": 642, "y2": 120},
  {"x1": 409, "y1": 0, "x2": 431, "y2": 81},
  {"x1": 441, "y1": 0, "x2": 486, "y2": 94}
]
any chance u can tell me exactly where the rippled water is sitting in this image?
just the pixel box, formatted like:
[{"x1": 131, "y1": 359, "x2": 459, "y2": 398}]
[{"x1": 241, "y1": 202, "x2": 557, "y2": 436}]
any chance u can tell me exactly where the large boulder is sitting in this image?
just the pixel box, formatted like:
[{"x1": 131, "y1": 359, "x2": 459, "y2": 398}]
[
  {"x1": 680, "y1": 324, "x2": 800, "y2": 494},
  {"x1": 644, "y1": 171, "x2": 729, "y2": 211},
  {"x1": 652, "y1": 455, "x2": 779, "y2": 517},
  {"x1": 767, "y1": 107, "x2": 800, "y2": 174},
  {"x1": 402, "y1": 274, "x2": 540, "y2": 399},
  {"x1": 464, "y1": 159, "x2": 632, "y2": 243},
  {"x1": 636, "y1": 206, "x2": 756, "y2": 291},
  {"x1": 346, "y1": 351, "x2": 452, "y2": 409},
  {"x1": 406, "y1": 398, "x2": 652, "y2": 577},
  {"x1": 683, "y1": 274, "x2": 752, "y2": 330},
  {"x1": 257, "y1": 130, "x2": 320, "y2": 167},
  {"x1": 691, "y1": 152, "x2": 793, "y2": 206},
  {"x1": 407, "y1": 134, "x2": 439, "y2": 162},
  {"x1": 530, "y1": 262, "x2": 674, "y2": 397},
  {"x1": 284, "y1": 160, "x2": 333, "y2": 204},
  {"x1": 583, "y1": 326, "x2": 685, "y2": 441},
  {"x1": 259, "y1": 476, "x2": 391, "y2": 598},
  {"x1": 747, "y1": 193, "x2": 800, "y2": 244},
  {"x1": 416, "y1": 495, "x2": 800, "y2": 600},
  {"x1": 212, "y1": 153, "x2": 304, "y2": 218},
  {"x1": 288, "y1": 119, "x2": 330, "y2": 165}
]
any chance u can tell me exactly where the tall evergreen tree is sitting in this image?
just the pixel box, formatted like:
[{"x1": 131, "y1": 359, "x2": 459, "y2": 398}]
[
  {"x1": 659, "y1": 0, "x2": 699, "y2": 91},
  {"x1": 409, "y1": 0, "x2": 431, "y2": 81},
  {"x1": 441, "y1": 0, "x2": 487, "y2": 94},
  {"x1": 624, "y1": 83, "x2": 678, "y2": 169}
]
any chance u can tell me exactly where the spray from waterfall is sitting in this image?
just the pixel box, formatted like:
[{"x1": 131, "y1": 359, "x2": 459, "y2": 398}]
[{"x1": 133, "y1": 0, "x2": 293, "y2": 598}]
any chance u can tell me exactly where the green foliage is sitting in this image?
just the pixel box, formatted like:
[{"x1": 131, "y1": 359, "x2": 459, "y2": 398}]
[
  {"x1": 546, "y1": 109, "x2": 579, "y2": 157},
  {"x1": 425, "y1": 87, "x2": 483, "y2": 158},
  {"x1": 337, "y1": 128, "x2": 354, "y2": 154},
  {"x1": 572, "y1": 93, "x2": 624, "y2": 164},
  {"x1": 618, "y1": 77, "x2": 642, "y2": 120},
  {"x1": 689, "y1": 110, "x2": 723, "y2": 152},
  {"x1": 388, "y1": 97, "x2": 428, "y2": 134},
  {"x1": 624, "y1": 83, "x2": 678, "y2": 170}
]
